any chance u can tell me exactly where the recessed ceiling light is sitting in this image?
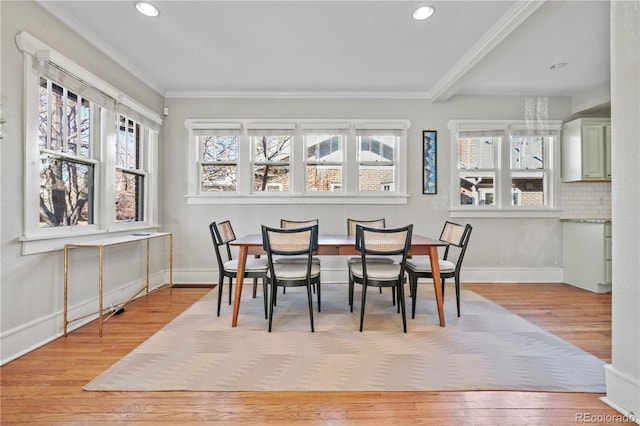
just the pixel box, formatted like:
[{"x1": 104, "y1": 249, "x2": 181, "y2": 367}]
[
  {"x1": 135, "y1": 2, "x2": 160, "y2": 17},
  {"x1": 412, "y1": 6, "x2": 435, "y2": 21},
  {"x1": 550, "y1": 62, "x2": 567, "y2": 70}
]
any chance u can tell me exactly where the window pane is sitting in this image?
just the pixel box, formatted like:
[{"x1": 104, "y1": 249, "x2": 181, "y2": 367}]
[
  {"x1": 201, "y1": 164, "x2": 237, "y2": 192},
  {"x1": 359, "y1": 164, "x2": 395, "y2": 191},
  {"x1": 358, "y1": 136, "x2": 395, "y2": 161},
  {"x1": 202, "y1": 135, "x2": 238, "y2": 162},
  {"x1": 253, "y1": 135, "x2": 291, "y2": 162},
  {"x1": 115, "y1": 170, "x2": 143, "y2": 222},
  {"x1": 305, "y1": 134, "x2": 343, "y2": 162},
  {"x1": 460, "y1": 173, "x2": 495, "y2": 205},
  {"x1": 50, "y1": 83, "x2": 64, "y2": 152},
  {"x1": 66, "y1": 91, "x2": 78, "y2": 155},
  {"x1": 253, "y1": 165, "x2": 289, "y2": 191},
  {"x1": 511, "y1": 136, "x2": 544, "y2": 169},
  {"x1": 306, "y1": 165, "x2": 342, "y2": 192},
  {"x1": 117, "y1": 116, "x2": 140, "y2": 168},
  {"x1": 39, "y1": 78, "x2": 48, "y2": 150},
  {"x1": 39, "y1": 155, "x2": 93, "y2": 227},
  {"x1": 458, "y1": 137, "x2": 497, "y2": 169},
  {"x1": 512, "y1": 171, "x2": 545, "y2": 206}
]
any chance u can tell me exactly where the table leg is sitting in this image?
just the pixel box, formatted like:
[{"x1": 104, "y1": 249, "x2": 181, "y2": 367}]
[
  {"x1": 428, "y1": 246, "x2": 446, "y2": 327},
  {"x1": 231, "y1": 245, "x2": 248, "y2": 327}
]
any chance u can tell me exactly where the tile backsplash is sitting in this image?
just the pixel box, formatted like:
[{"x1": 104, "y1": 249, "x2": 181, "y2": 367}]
[{"x1": 560, "y1": 181, "x2": 612, "y2": 219}]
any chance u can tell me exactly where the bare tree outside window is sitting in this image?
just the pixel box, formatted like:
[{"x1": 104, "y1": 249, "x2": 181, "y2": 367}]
[
  {"x1": 253, "y1": 135, "x2": 291, "y2": 192},
  {"x1": 200, "y1": 135, "x2": 238, "y2": 192},
  {"x1": 38, "y1": 78, "x2": 93, "y2": 227}
]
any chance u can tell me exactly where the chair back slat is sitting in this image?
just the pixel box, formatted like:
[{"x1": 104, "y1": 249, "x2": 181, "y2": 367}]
[
  {"x1": 355, "y1": 224, "x2": 413, "y2": 256},
  {"x1": 216, "y1": 220, "x2": 236, "y2": 245},
  {"x1": 262, "y1": 224, "x2": 318, "y2": 256},
  {"x1": 347, "y1": 218, "x2": 385, "y2": 236},
  {"x1": 280, "y1": 219, "x2": 319, "y2": 229},
  {"x1": 439, "y1": 221, "x2": 468, "y2": 247}
]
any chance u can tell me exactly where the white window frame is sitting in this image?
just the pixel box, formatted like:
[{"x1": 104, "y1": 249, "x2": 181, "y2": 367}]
[
  {"x1": 448, "y1": 119, "x2": 562, "y2": 218},
  {"x1": 184, "y1": 119, "x2": 410, "y2": 205},
  {"x1": 17, "y1": 31, "x2": 162, "y2": 254}
]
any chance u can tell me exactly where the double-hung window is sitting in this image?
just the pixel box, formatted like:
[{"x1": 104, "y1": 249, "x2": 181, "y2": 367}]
[
  {"x1": 185, "y1": 119, "x2": 410, "y2": 204},
  {"x1": 197, "y1": 126, "x2": 240, "y2": 192},
  {"x1": 301, "y1": 124, "x2": 348, "y2": 193},
  {"x1": 248, "y1": 125, "x2": 295, "y2": 193},
  {"x1": 18, "y1": 31, "x2": 162, "y2": 254},
  {"x1": 448, "y1": 120, "x2": 561, "y2": 216},
  {"x1": 356, "y1": 129, "x2": 399, "y2": 192}
]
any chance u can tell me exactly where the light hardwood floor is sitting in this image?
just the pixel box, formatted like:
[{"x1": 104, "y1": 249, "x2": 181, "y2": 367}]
[{"x1": 1, "y1": 283, "x2": 624, "y2": 425}]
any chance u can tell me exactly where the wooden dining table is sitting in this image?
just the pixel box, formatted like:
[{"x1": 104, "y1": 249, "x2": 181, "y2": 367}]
[{"x1": 229, "y1": 233, "x2": 448, "y2": 327}]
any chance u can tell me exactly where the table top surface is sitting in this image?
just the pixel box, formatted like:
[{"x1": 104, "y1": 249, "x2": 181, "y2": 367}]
[{"x1": 231, "y1": 233, "x2": 445, "y2": 247}]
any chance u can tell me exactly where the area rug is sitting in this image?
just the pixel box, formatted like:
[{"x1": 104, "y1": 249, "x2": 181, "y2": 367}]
[{"x1": 84, "y1": 284, "x2": 606, "y2": 392}]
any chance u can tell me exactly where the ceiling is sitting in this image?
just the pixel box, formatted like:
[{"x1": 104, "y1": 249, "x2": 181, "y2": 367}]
[{"x1": 38, "y1": 0, "x2": 611, "y2": 102}]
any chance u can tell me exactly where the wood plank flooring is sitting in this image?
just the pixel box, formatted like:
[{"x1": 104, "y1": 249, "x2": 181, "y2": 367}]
[{"x1": 1, "y1": 283, "x2": 624, "y2": 425}]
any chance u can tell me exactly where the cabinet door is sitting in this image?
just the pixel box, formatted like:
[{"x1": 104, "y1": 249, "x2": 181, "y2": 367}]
[{"x1": 581, "y1": 124, "x2": 605, "y2": 179}]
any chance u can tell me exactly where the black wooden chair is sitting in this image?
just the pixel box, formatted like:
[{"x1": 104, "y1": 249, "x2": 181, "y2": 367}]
[
  {"x1": 262, "y1": 223, "x2": 321, "y2": 332},
  {"x1": 406, "y1": 221, "x2": 473, "y2": 318},
  {"x1": 209, "y1": 221, "x2": 268, "y2": 318},
  {"x1": 348, "y1": 224, "x2": 413, "y2": 333}
]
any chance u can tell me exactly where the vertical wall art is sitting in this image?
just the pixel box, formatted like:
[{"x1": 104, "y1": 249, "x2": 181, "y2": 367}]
[{"x1": 423, "y1": 130, "x2": 437, "y2": 194}]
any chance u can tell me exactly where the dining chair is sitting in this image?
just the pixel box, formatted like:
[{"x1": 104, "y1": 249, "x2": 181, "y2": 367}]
[
  {"x1": 277, "y1": 219, "x2": 320, "y2": 294},
  {"x1": 349, "y1": 224, "x2": 413, "y2": 333},
  {"x1": 346, "y1": 218, "x2": 394, "y2": 299},
  {"x1": 406, "y1": 221, "x2": 473, "y2": 318},
  {"x1": 209, "y1": 221, "x2": 268, "y2": 318},
  {"x1": 262, "y1": 224, "x2": 321, "y2": 332}
]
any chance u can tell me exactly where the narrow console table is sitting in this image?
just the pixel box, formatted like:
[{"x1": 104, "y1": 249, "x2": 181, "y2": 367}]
[{"x1": 64, "y1": 232, "x2": 173, "y2": 336}]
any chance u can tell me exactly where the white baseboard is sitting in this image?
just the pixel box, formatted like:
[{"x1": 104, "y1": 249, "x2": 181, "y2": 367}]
[
  {"x1": 0, "y1": 272, "x2": 168, "y2": 366},
  {"x1": 601, "y1": 364, "x2": 640, "y2": 424}
]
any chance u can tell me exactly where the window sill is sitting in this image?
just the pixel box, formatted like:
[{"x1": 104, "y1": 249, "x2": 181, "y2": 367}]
[
  {"x1": 449, "y1": 208, "x2": 561, "y2": 219},
  {"x1": 20, "y1": 226, "x2": 161, "y2": 255},
  {"x1": 186, "y1": 194, "x2": 409, "y2": 205}
]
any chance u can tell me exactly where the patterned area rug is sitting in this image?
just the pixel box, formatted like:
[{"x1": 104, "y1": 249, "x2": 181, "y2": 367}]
[{"x1": 84, "y1": 284, "x2": 606, "y2": 392}]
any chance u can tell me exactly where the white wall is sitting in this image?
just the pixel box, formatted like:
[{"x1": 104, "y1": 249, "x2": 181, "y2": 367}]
[
  {"x1": 603, "y1": 0, "x2": 640, "y2": 419},
  {"x1": 162, "y1": 95, "x2": 572, "y2": 285},
  {"x1": 0, "y1": 2, "x2": 164, "y2": 364}
]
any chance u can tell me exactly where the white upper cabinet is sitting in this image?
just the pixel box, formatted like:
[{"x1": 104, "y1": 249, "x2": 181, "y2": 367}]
[{"x1": 561, "y1": 118, "x2": 612, "y2": 182}]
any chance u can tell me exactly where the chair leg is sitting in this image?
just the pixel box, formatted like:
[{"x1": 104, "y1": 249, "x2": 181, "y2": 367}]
[
  {"x1": 268, "y1": 283, "x2": 276, "y2": 332},
  {"x1": 228, "y1": 277, "x2": 233, "y2": 305},
  {"x1": 409, "y1": 273, "x2": 418, "y2": 319},
  {"x1": 398, "y1": 283, "x2": 407, "y2": 333},
  {"x1": 217, "y1": 273, "x2": 225, "y2": 317},
  {"x1": 307, "y1": 283, "x2": 315, "y2": 332},
  {"x1": 317, "y1": 279, "x2": 321, "y2": 312},
  {"x1": 359, "y1": 284, "x2": 368, "y2": 332},
  {"x1": 348, "y1": 274, "x2": 354, "y2": 312},
  {"x1": 262, "y1": 277, "x2": 268, "y2": 319},
  {"x1": 252, "y1": 278, "x2": 258, "y2": 298},
  {"x1": 455, "y1": 274, "x2": 461, "y2": 317}
]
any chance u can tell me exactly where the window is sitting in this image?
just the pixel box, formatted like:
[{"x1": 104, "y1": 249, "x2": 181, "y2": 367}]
[
  {"x1": 448, "y1": 120, "x2": 561, "y2": 215},
  {"x1": 38, "y1": 78, "x2": 97, "y2": 228},
  {"x1": 185, "y1": 119, "x2": 410, "y2": 204},
  {"x1": 250, "y1": 128, "x2": 293, "y2": 192},
  {"x1": 198, "y1": 129, "x2": 240, "y2": 192},
  {"x1": 356, "y1": 131, "x2": 398, "y2": 192},
  {"x1": 18, "y1": 31, "x2": 162, "y2": 254},
  {"x1": 115, "y1": 115, "x2": 145, "y2": 222},
  {"x1": 304, "y1": 133, "x2": 344, "y2": 192}
]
